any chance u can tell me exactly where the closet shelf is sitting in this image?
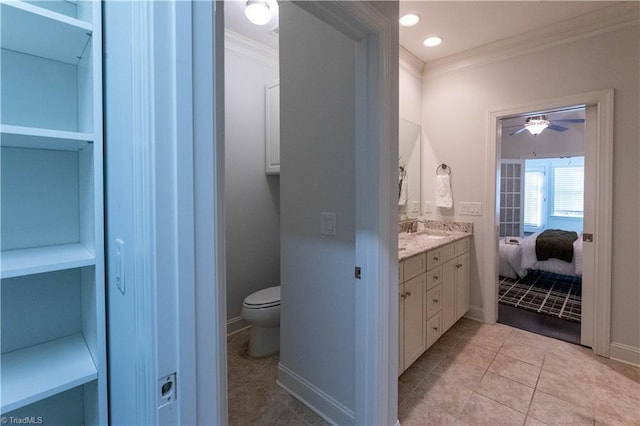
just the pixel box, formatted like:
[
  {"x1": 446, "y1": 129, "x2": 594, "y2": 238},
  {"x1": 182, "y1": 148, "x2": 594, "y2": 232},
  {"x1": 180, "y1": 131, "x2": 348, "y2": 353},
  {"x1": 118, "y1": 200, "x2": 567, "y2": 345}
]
[
  {"x1": 1, "y1": 1, "x2": 92, "y2": 65},
  {"x1": 0, "y1": 125, "x2": 93, "y2": 151},
  {"x1": 1, "y1": 244, "x2": 95, "y2": 279},
  {"x1": 0, "y1": 334, "x2": 97, "y2": 414}
]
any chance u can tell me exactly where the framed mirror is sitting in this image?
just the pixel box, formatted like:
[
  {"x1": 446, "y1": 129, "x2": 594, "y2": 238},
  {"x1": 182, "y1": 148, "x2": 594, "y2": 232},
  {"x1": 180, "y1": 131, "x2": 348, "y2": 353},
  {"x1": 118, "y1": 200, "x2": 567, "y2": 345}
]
[{"x1": 399, "y1": 118, "x2": 421, "y2": 217}]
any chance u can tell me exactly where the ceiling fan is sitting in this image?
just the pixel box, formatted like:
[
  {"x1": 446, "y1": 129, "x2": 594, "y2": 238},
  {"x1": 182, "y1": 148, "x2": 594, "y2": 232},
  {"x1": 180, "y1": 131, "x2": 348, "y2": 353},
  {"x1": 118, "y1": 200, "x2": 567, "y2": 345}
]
[{"x1": 508, "y1": 115, "x2": 585, "y2": 136}]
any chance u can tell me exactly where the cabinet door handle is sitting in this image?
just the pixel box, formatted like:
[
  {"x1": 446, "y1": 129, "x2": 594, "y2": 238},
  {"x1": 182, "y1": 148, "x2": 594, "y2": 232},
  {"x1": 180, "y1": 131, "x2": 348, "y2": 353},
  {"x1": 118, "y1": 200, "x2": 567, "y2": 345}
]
[
  {"x1": 400, "y1": 293, "x2": 407, "y2": 299},
  {"x1": 433, "y1": 299, "x2": 439, "y2": 303},
  {"x1": 433, "y1": 275, "x2": 439, "y2": 281},
  {"x1": 432, "y1": 326, "x2": 439, "y2": 331},
  {"x1": 406, "y1": 291, "x2": 412, "y2": 297},
  {"x1": 456, "y1": 264, "x2": 462, "y2": 268},
  {"x1": 433, "y1": 256, "x2": 439, "y2": 261}
]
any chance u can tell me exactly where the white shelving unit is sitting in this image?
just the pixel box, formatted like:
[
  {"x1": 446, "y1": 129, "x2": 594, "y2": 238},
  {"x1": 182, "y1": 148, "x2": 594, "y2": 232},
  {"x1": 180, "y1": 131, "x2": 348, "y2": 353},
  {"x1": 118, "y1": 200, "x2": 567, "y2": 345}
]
[{"x1": 0, "y1": 1, "x2": 106, "y2": 424}]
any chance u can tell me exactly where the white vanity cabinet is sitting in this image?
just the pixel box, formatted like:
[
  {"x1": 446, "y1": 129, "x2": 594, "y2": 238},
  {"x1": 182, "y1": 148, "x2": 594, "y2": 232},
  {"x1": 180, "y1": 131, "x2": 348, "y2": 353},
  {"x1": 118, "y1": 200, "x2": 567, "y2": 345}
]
[
  {"x1": 0, "y1": 2, "x2": 106, "y2": 424},
  {"x1": 399, "y1": 236, "x2": 471, "y2": 375},
  {"x1": 398, "y1": 253, "x2": 426, "y2": 374}
]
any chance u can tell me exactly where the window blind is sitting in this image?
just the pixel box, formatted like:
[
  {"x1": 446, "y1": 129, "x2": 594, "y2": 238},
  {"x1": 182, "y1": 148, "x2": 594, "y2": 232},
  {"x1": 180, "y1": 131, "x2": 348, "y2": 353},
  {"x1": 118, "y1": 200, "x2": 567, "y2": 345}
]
[
  {"x1": 524, "y1": 170, "x2": 543, "y2": 227},
  {"x1": 554, "y1": 166, "x2": 584, "y2": 217}
]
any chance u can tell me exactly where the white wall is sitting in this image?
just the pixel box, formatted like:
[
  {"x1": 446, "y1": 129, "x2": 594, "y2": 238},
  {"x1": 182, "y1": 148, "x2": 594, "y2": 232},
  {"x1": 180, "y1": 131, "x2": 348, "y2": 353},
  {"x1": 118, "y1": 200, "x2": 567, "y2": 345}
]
[
  {"x1": 279, "y1": 1, "x2": 356, "y2": 415},
  {"x1": 502, "y1": 125, "x2": 584, "y2": 159},
  {"x1": 421, "y1": 23, "x2": 640, "y2": 349},
  {"x1": 224, "y1": 33, "x2": 280, "y2": 326}
]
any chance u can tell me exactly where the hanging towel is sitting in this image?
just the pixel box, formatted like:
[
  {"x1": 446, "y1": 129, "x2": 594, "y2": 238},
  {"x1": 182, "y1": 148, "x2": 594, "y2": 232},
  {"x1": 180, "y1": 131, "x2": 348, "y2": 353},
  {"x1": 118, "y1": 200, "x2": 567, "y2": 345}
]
[
  {"x1": 435, "y1": 175, "x2": 453, "y2": 208},
  {"x1": 398, "y1": 175, "x2": 408, "y2": 206}
]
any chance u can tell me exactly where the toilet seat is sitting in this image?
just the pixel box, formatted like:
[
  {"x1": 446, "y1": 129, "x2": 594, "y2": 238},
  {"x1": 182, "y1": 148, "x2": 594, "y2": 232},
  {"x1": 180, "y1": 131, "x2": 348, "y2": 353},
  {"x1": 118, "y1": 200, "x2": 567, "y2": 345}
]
[{"x1": 243, "y1": 285, "x2": 280, "y2": 309}]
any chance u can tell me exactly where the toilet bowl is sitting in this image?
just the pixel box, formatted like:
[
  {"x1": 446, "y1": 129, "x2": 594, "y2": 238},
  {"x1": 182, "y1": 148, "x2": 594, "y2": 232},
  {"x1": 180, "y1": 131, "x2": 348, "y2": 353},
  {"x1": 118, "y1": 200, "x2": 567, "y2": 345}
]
[{"x1": 241, "y1": 285, "x2": 280, "y2": 357}]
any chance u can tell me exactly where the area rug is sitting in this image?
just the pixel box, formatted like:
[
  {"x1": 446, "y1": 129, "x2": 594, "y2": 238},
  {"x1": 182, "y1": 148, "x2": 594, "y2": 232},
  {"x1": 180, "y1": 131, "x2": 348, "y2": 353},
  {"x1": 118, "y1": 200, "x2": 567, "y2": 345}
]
[{"x1": 499, "y1": 271, "x2": 581, "y2": 322}]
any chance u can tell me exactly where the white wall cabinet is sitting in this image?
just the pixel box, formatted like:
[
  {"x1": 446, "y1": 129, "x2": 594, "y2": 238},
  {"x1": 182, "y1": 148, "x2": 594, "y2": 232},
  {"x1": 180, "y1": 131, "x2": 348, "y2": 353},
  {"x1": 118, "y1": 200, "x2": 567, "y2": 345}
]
[
  {"x1": 0, "y1": 1, "x2": 106, "y2": 424},
  {"x1": 398, "y1": 237, "x2": 470, "y2": 374},
  {"x1": 265, "y1": 82, "x2": 280, "y2": 174}
]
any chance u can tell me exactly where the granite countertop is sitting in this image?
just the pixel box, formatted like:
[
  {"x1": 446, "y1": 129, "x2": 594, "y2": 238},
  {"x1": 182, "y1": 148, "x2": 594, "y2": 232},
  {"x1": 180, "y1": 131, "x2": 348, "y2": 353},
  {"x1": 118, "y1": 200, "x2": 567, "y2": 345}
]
[{"x1": 398, "y1": 220, "x2": 473, "y2": 261}]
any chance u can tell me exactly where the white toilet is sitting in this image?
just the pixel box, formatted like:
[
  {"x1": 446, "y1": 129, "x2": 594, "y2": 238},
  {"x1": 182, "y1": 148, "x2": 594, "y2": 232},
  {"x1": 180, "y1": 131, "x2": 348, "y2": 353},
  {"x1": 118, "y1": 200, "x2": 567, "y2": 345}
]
[{"x1": 241, "y1": 285, "x2": 281, "y2": 357}]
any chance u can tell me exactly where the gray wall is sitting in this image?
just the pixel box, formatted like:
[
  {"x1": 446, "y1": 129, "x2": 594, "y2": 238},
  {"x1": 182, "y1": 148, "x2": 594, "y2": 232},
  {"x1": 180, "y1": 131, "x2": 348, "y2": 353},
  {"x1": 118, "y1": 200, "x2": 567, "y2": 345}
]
[
  {"x1": 224, "y1": 35, "x2": 280, "y2": 323},
  {"x1": 279, "y1": 1, "x2": 356, "y2": 412}
]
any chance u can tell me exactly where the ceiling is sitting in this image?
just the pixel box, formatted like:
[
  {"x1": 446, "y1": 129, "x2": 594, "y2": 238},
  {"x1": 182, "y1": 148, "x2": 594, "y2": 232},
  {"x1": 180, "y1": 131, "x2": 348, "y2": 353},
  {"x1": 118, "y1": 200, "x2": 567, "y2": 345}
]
[
  {"x1": 226, "y1": 1, "x2": 620, "y2": 64},
  {"x1": 399, "y1": 1, "x2": 617, "y2": 63}
]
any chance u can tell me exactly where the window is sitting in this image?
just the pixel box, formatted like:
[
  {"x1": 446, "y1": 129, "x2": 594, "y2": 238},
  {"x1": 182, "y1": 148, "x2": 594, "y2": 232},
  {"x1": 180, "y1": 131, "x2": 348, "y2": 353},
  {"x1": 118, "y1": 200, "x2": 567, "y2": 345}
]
[
  {"x1": 524, "y1": 169, "x2": 544, "y2": 228},
  {"x1": 554, "y1": 166, "x2": 584, "y2": 217}
]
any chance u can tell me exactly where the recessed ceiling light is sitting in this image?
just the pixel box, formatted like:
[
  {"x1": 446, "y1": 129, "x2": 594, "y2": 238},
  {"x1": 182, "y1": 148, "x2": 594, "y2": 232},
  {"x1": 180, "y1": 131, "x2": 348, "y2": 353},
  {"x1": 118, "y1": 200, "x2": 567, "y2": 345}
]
[
  {"x1": 399, "y1": 13, "x2": 420, "y2": 27},
  {"x1": 245, "y1": 0, "x2": 271, "y2": 26},
  {"x1": 423, "y1": 36, "x2": 443, "y2": 47}
]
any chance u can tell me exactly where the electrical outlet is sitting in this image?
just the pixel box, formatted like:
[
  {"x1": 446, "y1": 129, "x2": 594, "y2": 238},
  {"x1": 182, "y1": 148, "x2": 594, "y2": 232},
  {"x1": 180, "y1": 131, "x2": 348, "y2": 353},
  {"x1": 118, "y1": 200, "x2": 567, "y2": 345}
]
[
  {"x1": 411, "y1": 201, "x2": 419, "y2": 213},
  {"x1": 460, "y1": 202, "x2": 482, "y2": 216},
  {"x1": 424, "y1": 201, "x2": 433, "y2": 213}
]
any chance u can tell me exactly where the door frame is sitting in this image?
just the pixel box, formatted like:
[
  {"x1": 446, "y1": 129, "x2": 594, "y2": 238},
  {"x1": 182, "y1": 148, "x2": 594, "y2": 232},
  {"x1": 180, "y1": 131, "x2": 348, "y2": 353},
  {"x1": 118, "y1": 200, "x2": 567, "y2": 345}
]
[
  {"x1": 484, "y1": 89, "x2": 614, "y2": 356},
  {"x1": 265, "y1": 2, "x2": 398, "y2": 423}
]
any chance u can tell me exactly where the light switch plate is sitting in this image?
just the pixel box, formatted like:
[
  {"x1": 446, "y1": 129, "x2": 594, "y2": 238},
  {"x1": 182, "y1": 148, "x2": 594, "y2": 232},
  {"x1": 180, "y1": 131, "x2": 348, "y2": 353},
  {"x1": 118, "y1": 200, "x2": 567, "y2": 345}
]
[
  {"x1": 321, "y1": 212, "x2": 337, "y2": 236},
  {"x1": 460, "y1": 202, "x2": 482, "y2": 216}
]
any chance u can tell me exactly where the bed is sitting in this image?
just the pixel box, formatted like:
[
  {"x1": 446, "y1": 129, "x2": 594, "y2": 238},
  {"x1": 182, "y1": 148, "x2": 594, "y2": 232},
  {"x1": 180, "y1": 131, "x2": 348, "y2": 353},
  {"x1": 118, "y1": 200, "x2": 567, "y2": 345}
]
[{"x1": 499, "y1": 231, "x2": 583, "y2": 279}]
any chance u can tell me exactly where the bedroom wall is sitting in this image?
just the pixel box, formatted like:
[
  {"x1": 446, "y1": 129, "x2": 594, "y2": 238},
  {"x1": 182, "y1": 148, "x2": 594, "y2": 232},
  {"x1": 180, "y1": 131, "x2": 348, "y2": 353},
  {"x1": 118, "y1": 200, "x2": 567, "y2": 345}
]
[
  {"x1": 421, "y1": 22, "x2": 640, "y2": 353},
  {"x1": 224, "y1": 32, "x2": 280, "y2": 331}
]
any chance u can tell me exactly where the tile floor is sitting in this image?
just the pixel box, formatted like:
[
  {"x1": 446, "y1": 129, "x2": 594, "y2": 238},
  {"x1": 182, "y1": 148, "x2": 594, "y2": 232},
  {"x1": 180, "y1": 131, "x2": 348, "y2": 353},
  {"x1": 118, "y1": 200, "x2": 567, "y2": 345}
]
[
  {"x1": 228, "y1": 320, "x2": 640, "y2": 426},
  {"x1": 399, "y1": 318, "x2": 640, "y2": 425},
  {"x1": 227, "y1": 330, "x2": 329, "y2": 426}
]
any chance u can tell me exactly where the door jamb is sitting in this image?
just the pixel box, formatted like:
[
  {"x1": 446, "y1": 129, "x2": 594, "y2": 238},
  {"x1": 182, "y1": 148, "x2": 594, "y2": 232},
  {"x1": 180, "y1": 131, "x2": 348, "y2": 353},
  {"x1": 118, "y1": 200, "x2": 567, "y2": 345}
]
[{"x1": 484, "y1": 89, "x2": 614, "y2": 356}]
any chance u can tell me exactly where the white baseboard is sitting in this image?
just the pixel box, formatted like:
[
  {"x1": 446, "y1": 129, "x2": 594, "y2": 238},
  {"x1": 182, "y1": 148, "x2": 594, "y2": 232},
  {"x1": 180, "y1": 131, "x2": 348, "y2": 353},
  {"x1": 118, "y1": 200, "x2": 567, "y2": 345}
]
[
  {"x1": 226, "y1": 316, "x2": 249, "y2": 336},
  {"x1": 609, "y1": 342, "x2": 640, "y2": 367},
  {"x1": 464, "y1": 305, "x2": 484, "y2": 323},
  {"x1": 277, "y1": 363, "x2": 354, "y2": 425}
]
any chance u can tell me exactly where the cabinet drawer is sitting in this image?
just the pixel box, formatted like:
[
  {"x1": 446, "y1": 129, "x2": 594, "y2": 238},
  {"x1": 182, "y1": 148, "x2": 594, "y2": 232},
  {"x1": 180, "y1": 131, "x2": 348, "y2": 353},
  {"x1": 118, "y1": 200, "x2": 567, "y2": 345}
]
[
  {"x1": 398, "y1": 261, "x2": 404, "y2": 284},
  {"x1": 455, "y1": 238, "x2": 470, "y2": 254},
  {"x1": 441, "y1": 243, "x2": 456, "y2": 263},
  {"x1": 426, "y1": 266, "x2": 442, "y2": 290},
  {"x1": 426, "y1": 249, "x2": 442, "y2": 270},
  {"x1": 404, "y1": 253, "x2": 426, "y2": 281},
  {"x1": 426, "y1": 310, "x2": 443, "y2": 348},
  {"x1": 425, "y1": 284, "x2": 442, "y2": 314}
]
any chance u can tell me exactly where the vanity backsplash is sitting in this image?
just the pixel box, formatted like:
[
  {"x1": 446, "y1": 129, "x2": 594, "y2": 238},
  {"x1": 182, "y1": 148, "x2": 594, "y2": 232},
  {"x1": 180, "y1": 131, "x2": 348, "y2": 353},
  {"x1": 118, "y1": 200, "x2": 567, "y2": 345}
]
[{"x1": 399, "y1": 218, "x2": 473, "y2": 234}]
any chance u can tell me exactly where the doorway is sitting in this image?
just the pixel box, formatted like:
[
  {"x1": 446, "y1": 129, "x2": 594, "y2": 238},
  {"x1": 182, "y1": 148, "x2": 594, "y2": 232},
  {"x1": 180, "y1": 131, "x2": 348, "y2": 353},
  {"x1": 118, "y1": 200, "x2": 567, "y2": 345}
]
[
  {"x1": 486, "y1": 90, "x2": 614, "y2": 356},
  {"x1": 496, "y1": 107, "x2": 585, "y2": 344}
]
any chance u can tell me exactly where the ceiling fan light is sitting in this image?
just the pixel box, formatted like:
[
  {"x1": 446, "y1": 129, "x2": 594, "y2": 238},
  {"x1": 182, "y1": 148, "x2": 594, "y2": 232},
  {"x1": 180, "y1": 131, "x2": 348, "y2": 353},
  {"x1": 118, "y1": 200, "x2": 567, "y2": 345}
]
[
  {"x1": 245, "y1": 0, "x2": 271, "y2": 26},
  {"x1": 525, "y1": 118, "x2": 550, "y2": 135}
]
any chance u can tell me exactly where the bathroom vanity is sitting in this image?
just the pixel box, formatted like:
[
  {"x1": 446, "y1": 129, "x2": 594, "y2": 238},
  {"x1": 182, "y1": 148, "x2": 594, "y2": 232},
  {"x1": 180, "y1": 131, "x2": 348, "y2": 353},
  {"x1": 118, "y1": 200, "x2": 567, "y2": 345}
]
[{"x1": 398, "y1": 224, "x2": 472, "y2": 374}]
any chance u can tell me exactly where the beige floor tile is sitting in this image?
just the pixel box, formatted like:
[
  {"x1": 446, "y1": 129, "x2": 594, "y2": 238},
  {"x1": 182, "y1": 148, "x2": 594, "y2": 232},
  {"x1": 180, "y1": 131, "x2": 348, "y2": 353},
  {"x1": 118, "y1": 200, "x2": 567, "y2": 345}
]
[
  {"x1": 543, "y1": 350, "x2": 598, "y2": 383},
  {"x1": 500, "y1": 340, "x2": 546, "y2": 367},
  {"x1": 432, "y1": 356, "x2": 488, "y2": 390},
  {"x1": 415, "y1": 373, "x2": 474, "y2": 417},
  {"x1": 398, "y1": 361, "x2": 430, "y2": 403},
  {"x1": 488, "y1": 353, "x2": 541, "y2": 388},
  {"x1": 476, "y1": 371, "x2": 534, "y2": 413},
  {"x1": 450, "y1": 342, "x2": 497, "y2": 369},
  {"x1": 528, "y1": 390, "x2": 594, "y2": 425},
  {"x1": 524, "y1": 416, "x2": 549, "y2": 426},
  {"x1": 594, "y1": 386, "x2": 640, "y2": 425},
  {"x1": 411, "y1": 348, "x2": 446, "y2": 374},
  {"x1": 398, "y1": 398, "x2": 460, "y2": 426},
  {"x1": 457, "y1": 392, "x2": 526, "y2": 426},
  {"x1": 536, "y1": 367, "x2": 595, "y2": 410},
  {"x1": 464, "y1": 331, "x2": 509, "y2": 353}
]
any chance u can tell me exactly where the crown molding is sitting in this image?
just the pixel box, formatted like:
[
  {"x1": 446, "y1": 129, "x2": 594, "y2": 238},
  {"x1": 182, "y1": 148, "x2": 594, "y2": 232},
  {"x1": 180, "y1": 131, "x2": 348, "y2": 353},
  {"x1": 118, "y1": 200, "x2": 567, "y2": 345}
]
[
  {"x1": 399, "y1": 45, "x2": 424, "y2": 80},
  {"x1": 224, "y1": 29, "x2": 279, "y2": 67},
  {"x1": 424, "y1": 2, "x2": 640, "y2": 79}
]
